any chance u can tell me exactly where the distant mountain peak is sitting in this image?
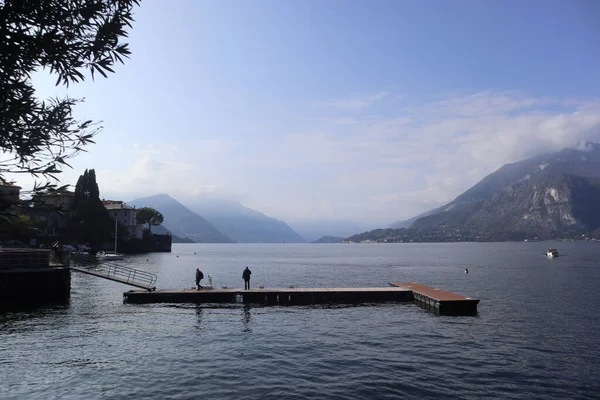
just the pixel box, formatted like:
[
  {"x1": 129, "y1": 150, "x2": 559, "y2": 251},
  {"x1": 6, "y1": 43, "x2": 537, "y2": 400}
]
[
  {"x1": 572, "y1": 141, "x2": 600, "y2": 152},
  {"x1": 387, "y1": 144, "x2": 600, "y2": 240},
  {"x1": 145, "y1": 193, "x2": 174, "y2": 200},
  {"x1": 160, "y1": 194, "x2": 306, "y2": 243}
]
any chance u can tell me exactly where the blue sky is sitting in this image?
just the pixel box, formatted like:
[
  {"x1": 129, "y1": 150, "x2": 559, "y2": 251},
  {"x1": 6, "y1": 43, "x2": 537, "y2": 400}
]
[{"x1": 16, "y1": 0, "x2": 600, "y2": 225}]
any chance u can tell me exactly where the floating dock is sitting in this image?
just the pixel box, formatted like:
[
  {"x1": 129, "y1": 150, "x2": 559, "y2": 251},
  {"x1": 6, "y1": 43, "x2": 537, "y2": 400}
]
[
  {"x1": 390, "y1": 282, "x2": 479, "y2": 316},
  {"x1": 123, "y1": 287, "x2": 413, "y2": 305},
  {"x1": 123, "y1": 282, "x2": 479, "y2": 316}
]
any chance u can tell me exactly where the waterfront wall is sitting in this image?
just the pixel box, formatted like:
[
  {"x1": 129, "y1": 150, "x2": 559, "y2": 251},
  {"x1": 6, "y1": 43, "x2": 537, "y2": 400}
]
[
  {"x1": 153, "y1": 234, "x2": 172, "y2": 252},
  {"x1": 0, "y1": 249, "x2": 70, "y2": 306},
  {"x1": 110, "y1": 233, "x2": 172, "y2": 254}
]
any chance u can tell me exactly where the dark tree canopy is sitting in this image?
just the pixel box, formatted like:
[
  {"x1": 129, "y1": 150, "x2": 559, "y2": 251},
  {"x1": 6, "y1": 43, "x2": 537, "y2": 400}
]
[
  {"x1": 136, "y1": 207, "x2": 164, "y2": 232},
  {"x1": 0, "y1": 0, "x2": 139, "y2": 190},
  {"x1": 69, "y1": 168, "x2": 112, "y2": 247}
]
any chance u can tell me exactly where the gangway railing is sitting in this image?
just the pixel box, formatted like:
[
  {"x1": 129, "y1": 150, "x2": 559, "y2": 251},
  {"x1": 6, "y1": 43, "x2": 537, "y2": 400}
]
[{"x1": 70, "y1": 255, "x2": 157, "y2": 291}]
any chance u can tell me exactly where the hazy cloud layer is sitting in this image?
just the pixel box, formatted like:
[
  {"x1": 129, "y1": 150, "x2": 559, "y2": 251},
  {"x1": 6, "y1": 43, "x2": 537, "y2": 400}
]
[
  {"x1": 75, "y1": 90, "x2": 599, "y2": 224},
  {"x1": 10, "y1": 90, "x2": 600, "y2": 225}
]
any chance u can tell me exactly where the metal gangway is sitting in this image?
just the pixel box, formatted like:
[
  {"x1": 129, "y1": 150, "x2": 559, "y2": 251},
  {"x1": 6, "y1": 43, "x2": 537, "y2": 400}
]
[{"x1": 70, "y1": 255, "x2": 157, "y2": 291}]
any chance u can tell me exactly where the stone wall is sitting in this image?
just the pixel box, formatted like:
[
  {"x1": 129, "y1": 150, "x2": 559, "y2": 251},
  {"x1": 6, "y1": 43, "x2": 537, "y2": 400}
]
[{"x1": 0, "y1": 249, "x2": 70, "y2": 307}]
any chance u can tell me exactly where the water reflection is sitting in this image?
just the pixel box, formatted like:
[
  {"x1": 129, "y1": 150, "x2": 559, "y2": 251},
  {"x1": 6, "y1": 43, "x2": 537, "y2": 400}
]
[
  {"x1": 0, "y1": 299, "x2": 70, "y2": 314},
  {"x1": 241, "y1": 304, "x2": 252, "y2": 333},
  {"x1": 195, "y1": 305, "x2": 203, "y2": 329}
]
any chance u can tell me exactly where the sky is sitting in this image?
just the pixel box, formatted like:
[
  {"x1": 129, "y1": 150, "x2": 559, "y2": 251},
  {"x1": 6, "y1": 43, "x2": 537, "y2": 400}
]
[{"x1": 10, "y1": 0, "x2": 600, "y2": 226}]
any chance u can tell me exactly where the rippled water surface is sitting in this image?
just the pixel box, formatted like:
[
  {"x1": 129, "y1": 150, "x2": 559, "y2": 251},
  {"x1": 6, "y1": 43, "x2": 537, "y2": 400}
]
[{"x1": 2, "y1": 242, "x2": 600, "y2": 399}]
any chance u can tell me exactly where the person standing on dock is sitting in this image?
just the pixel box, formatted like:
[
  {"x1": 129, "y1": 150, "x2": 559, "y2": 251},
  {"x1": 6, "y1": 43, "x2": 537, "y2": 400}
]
[
  {"x1": 243, "y1": 266, "x2": 252, "y2": 290},
  {"x1": 195, "y1": 268, "x2": 204, "y2": 290},
  {"x1": 51, "y1": 241, "x2": 61, "y2": 264}
]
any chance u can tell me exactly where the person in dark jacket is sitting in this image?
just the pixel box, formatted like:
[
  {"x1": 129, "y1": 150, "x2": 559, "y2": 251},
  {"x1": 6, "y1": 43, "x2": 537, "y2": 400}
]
[
  {"x1": 195, "y1": 268, "x2": 204, "y2": 290},
  {"x1": 51, "y1": 241, "x2": 61, "y2": 263},
  {"x1": 242, "y1": 266, "x2": 252, "y2": 290}
]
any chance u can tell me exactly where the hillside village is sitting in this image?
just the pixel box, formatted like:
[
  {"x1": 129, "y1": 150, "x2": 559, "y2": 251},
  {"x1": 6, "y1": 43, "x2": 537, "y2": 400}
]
[
  {"x1": 0, "y1": 172, "x2": 171, "y2": 253},
  {"x1": 1, "y1": 175, "x2": 365, "y2": 248}
]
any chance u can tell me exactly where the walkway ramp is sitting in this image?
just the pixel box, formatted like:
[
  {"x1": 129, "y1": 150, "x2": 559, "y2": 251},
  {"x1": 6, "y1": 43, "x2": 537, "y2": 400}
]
[{"x1": 71, "y1": 259, "x2": 157, "y2": 291}]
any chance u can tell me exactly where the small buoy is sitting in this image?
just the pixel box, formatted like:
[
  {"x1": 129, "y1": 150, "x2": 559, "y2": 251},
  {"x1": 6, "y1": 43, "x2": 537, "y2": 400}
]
[
  {"x1": 465, "y1": 268, "x2": 469, "y2": 274},
  {"x1": 176, "y1": 255, "x2": 179, "y2": 258}
]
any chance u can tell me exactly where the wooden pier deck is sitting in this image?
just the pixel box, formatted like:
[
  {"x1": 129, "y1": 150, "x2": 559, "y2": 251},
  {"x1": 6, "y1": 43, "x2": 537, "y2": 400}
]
[
  {"x1": 123, "y1": 287, "x2": 413, "y2": 305},
  {"x1": 123, "y1": 283, "x2": 479, "y2": 315},
  {"x1": 390, "y1": 282, "x2": 479, "y2": 316}
]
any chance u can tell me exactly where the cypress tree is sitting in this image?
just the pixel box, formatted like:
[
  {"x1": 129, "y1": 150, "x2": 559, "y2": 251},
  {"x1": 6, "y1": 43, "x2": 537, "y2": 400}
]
[{"x1": 70, "y1": 169, "x2": 112, "y2": 249}]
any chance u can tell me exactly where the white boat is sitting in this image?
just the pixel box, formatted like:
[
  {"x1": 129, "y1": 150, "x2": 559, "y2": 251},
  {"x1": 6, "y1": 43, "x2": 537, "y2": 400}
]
[
  {"x1": 97, "y1": 220, "x2": 125, "y2": 260},
  {"x1": 96, "y1": 250, "x2": 125, "y2": 261},
  {"x1": 546, "y1": 248, "x2": 559, "y2": 258}
]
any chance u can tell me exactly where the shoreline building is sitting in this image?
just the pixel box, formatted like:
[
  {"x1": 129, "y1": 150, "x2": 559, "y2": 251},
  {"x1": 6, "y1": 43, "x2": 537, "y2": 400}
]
[
  {"x1": 102, "y1": 200, "x2": 144, "y2": 239},
  {"x1": 31, "y1": 190, "x2": 76, "y2": 234}
]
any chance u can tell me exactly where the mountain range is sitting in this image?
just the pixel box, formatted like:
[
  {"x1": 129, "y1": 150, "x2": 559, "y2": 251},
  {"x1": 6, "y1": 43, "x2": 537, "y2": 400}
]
[
  {"x1": 130, "y1": 143, "x2": 600, "y2": 243},
  {"x1": 352, "y1": 142, "x2": 600, "y2": 242},
  {"x1": 312, "y1": 236, "x2": 345, "y2": 243},
  {"x1": 130, "y1": 194, "x2": 312, "y2": 243},
  {"x1": 289, "y1": 220, "x2": 364, "y2": 242},
  {"x1": 184, "y1": 196, "x2": 305, "y2": 243},
  {"x1": 130, "y1": 194, "x2": 234, "y2": 243}
]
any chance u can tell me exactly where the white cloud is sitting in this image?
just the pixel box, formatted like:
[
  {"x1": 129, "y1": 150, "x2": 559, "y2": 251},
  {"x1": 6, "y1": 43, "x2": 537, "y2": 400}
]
[
  {"x1": 9, "y1": 90, "x2": 600, "y2": 225},
  {"x1": 416, "y1": 90, "x2": 552, "y2": 117},
  {"x1": 94, "y1": 138, "x2": 241, "y2": 201},
  {"x1": 273, "y1": 91, "x2": 600, "y2": 221},
  {"x1": 315, "y1": 91, "x2": 389, "y2": 111},
  {"x1": 575, "y1": 140, "x2": 597, "y2": 152},
  {"x1": 169, "y1": 91, "x2": 599, "y2": 223}
]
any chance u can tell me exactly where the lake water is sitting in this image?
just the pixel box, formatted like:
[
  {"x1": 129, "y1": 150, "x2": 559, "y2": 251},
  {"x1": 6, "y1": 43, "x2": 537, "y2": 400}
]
[{"x1": 1, "y1": 242, "x2": 600, "y2": 399}]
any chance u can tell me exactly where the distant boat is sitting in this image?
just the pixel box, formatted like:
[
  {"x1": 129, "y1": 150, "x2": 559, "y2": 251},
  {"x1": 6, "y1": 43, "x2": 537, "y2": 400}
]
[
  {"x1": 97, "y1": 220, "x2": 125, "y2": 261},
  {"x1": 546, "y1": 248, "x2": 559, "y2": 258},
  {"x1": 96, "y1": 250, "x2": 125, "y2": 261}
]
